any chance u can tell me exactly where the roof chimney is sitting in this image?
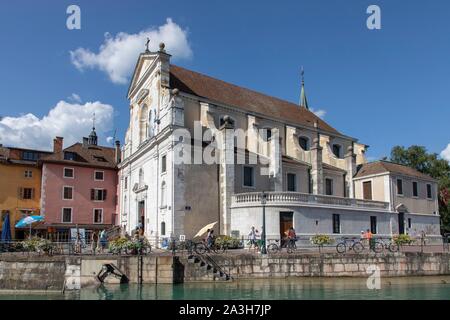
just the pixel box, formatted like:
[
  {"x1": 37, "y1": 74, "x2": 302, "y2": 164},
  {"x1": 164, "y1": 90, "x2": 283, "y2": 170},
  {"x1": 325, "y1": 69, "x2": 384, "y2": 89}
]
[
  {"x1": 115, "y1": 140, "x2": 121, "y2": 164},
  {"x1": 53, "y1": 137, "x2": 63, "y2": 153}
]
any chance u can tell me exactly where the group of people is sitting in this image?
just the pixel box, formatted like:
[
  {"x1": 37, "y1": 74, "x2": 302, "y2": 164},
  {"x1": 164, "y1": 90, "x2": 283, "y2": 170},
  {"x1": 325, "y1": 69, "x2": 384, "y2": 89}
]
[
  {"x1": 248, "y1": 226, "x2": 297, "y2": 250},
  {"x1": 360, "y1": 229, "x2": 375, "y2": 249},
  {"x1": 88, "y1": 229, "x2": 108, "y2": 254}
]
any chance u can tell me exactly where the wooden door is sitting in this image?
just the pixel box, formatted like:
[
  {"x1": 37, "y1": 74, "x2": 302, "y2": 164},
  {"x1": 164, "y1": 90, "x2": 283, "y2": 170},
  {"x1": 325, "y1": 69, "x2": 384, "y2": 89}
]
[{"x1": 279, "y1": 212, "x2": 293, "y2": 240}]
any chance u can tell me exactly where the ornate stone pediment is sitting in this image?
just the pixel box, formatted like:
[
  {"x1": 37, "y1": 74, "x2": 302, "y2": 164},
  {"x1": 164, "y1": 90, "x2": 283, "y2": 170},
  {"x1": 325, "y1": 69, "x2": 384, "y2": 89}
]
[
  {"x1": 136, "y1": 89, "x2": 149, "y2": 104},
  {"x1": 133, "y1": 182, "x2": 148, "y2": 193}
]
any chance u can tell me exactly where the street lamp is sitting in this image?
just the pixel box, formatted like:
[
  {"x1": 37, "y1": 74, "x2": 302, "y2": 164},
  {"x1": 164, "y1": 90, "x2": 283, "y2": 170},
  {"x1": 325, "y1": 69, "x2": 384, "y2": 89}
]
[{"x1": 261, "y1": 191, "x2": 267, "y2": 254}]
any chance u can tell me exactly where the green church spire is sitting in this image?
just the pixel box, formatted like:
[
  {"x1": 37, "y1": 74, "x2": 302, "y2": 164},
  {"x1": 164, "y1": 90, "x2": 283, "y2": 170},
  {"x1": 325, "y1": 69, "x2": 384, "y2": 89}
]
[{"x1": 300, "y1": 67, "x2": 309, "y2": 109}]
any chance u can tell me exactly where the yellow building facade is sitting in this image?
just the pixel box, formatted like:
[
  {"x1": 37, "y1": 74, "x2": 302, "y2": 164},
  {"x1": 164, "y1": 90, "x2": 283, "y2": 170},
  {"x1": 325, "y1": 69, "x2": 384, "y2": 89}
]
[{"x1": 0, "y1": 147, "x2": 50, "y2": 239}]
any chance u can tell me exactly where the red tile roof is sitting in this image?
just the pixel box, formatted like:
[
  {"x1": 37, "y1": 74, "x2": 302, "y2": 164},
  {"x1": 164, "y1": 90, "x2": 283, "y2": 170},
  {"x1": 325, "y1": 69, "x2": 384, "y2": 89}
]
[
  {"x1": 40, "y1": 143, "x2": 117, "y2": 169},
  {"x1": 169, "y1": 65, "x2": 342, "y2": 136},
  {"x1": 355, "y1": 161, "x2": 436, "y2": 181}
]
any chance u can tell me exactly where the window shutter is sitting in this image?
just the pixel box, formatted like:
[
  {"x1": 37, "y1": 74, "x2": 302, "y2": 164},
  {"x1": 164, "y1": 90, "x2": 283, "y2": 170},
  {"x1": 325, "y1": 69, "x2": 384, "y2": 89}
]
[
  {"x1": 91, "y1": 189, "x2": 95, "y2": 200},
  {"x1": 103, "y1": 189, "x2": 107, "y2": 200},
  {"x1": 18, "y1": 187, "x2": 23, "y2": 199},
  {"x1": 31, "y1": 188, "x2": 35, "y2": 199}
]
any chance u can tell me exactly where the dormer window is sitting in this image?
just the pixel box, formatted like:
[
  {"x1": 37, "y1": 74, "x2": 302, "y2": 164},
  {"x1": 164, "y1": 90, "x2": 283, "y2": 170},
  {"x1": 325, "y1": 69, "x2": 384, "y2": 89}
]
[
  {"x1": 262, "y1": 128, "x2": 272, "y2": 142},
  {"x1": 332, "y1": 144, "x2": 342, "y2": 158},
  {"x1": 298, "y1": 136, "x2": 310, "y2": 151},
  {"x1": 64, "y1": 152, "x2": 76, "y2": 161}
]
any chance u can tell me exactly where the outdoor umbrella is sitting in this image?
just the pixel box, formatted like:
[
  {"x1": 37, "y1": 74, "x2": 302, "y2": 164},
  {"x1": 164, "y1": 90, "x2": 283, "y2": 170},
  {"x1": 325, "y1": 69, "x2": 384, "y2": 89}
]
[
  {"x1": 193, "y1": 221, "x2": 218, "y2": 238},
  {"x1": 1, "y1": 213, "x2": 12, "y2": 242},
  {"x1": 15, "y1": 215, "x2": 44, "y2": 238}
]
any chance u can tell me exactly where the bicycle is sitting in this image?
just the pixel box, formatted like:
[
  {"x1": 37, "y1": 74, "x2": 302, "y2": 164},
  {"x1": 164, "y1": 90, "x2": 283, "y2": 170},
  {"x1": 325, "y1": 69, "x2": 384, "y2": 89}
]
[
  {"x1": 377, "y1": 238, "x2": 399, "y2": 253},
  {"x1": 194, "y1": 240, "x2": 226, "y2": 255},
  {"x1": 267, "y1": 238, "x2": 296, "y2": 254},
  {"x1": 336, "y1": 238, "x2": 365, "y2": 254}
]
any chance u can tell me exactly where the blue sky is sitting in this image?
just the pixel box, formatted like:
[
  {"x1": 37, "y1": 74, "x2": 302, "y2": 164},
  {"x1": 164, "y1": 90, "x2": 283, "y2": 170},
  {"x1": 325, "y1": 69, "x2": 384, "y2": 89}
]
[{"x1": 0, "y1": 0, "x2": 449, "y2": 161}]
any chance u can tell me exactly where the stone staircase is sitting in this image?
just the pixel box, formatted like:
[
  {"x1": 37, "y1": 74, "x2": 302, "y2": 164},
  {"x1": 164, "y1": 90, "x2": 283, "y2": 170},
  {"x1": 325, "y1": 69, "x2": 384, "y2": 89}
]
[{"x1": 187, "y1": 254, "x2": 232, "y2": 281}]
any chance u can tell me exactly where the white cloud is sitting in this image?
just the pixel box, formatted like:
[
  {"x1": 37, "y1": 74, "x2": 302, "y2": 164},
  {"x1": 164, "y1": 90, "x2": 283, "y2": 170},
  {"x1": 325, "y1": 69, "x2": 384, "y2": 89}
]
[
  {"x1": 441, "y1": 143, "x2": 450, "y2": 161},
  {"x1": 67, "y1": 93, "x2": 82, "y2": 103},
  {"x1": 310, "y1": 108, "x2": 326, "y2": 118},
  {"x1": 0, "y1": 101, "x2": 114, "y2": 151},
  {"x1": 70, "y1": 18, "x2": 192, "y2": 84},
  {"x1": 106, "y1": 136, "x2": 114, "y2": 144}
]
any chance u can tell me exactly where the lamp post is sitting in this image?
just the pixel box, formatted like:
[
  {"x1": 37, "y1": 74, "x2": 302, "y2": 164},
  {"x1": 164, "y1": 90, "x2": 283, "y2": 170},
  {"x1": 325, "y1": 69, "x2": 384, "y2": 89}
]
[{"x1": 261, "y1": 191, "x2": 267, "y2": 254}]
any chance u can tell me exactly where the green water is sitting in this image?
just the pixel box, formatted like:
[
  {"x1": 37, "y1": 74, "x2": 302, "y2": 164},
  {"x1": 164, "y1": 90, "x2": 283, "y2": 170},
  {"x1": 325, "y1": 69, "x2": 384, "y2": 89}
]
[{"x1": 1, "y1": 277, "x2": 450, "y2": 300}]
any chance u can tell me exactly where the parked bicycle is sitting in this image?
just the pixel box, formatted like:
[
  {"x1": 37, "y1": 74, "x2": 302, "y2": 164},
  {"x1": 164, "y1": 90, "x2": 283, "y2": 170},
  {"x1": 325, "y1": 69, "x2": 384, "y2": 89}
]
[
  {"x1": 194, "y1": 240, "x2": 227, "y2": 255},
  {"x1": 267, "y1": 238, "x2": 297, "y2": 254}
]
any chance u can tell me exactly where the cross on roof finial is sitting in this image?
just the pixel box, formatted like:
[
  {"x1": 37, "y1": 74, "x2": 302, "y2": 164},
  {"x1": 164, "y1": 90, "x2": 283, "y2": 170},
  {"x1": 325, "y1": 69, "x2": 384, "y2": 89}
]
[{"x1": 145, "y1": 37, "x2": 150, "y2": 52}]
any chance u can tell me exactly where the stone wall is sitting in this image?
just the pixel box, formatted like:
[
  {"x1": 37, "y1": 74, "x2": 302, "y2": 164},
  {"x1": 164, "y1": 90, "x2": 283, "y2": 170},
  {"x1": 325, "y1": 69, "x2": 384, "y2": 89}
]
[
  {"x1": 180, "y1": 252, "x2": 450, "y2": 282},
  {"x1": 0, "y1": 254, "x2": 66, "y2": 291}
]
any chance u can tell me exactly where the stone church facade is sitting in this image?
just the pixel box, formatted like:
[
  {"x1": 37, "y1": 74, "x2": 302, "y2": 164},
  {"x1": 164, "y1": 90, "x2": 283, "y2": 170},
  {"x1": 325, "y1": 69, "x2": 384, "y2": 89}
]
[{"x1": 118, "y1": 43, "x2": 441, "y2": 243}]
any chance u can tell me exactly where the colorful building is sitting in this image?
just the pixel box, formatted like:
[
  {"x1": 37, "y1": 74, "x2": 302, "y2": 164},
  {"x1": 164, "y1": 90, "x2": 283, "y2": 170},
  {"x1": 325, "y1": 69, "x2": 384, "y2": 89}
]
[
  {"x1": 0, "y1": 145, "x2": 51, "y2": 239},
  {"x1": 39, "y1": 130, "x2": 120, "y2": 241}
]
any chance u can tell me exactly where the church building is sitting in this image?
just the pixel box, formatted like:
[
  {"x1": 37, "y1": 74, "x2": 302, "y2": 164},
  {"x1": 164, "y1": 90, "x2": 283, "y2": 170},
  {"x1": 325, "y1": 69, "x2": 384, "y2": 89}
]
[{"x1": 118, "y1": 43, "x2": 441, "y2": 243}]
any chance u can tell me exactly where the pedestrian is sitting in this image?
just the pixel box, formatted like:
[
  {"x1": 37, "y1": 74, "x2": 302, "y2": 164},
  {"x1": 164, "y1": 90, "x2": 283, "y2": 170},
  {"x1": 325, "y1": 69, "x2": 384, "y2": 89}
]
[
  {"x1": 91, "y1": 231, "x2": 98, "y2": 255},
  {"x1": 366, "y1": 228, "x2": 374, "y2": 250},
  {"x1": 248, "y1": 226, "x2": 257, "y2": 249},
  {"x1": 99, "y1": 229, "x2": 108, "y2": 253},
  {"x1": 287, "y1": 227, "x2": 297, "y2": 249}
]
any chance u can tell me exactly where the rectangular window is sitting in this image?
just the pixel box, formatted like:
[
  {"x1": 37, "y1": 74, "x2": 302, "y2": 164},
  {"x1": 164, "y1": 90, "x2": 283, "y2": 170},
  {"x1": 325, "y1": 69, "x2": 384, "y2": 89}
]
[
  {"x1": 161, "y1": 155, "x2": 167, "y2": 173},
  {"x1": 93, "y1": 209, "x2": 103, "y2": 224},
  {"x1": 64, "y1": 152, "x2": 76, "y2": 161},
  {"x1": 20, "y1": 187, "x2": 34, "y2": 200},
  {"x1": 408, "y1": 218, "x2": 412, "y2": 229},
  {"x1": 62, "y1": 208, "x2": 72, "y2": 223},
  {"x1": 287, "y1": 173, "x2": 296, "y2": 192},
  {"x1": 243, "y1": 166, "x2": 255, "y2": 187},
  {"x1": 94, "y1": 171, "x2": 104, "y2": 181},
  {"x1": 332, "y1": 214, "x2": 341, "y2": 234},
  {"x1": 124, "y1": 177, "x2": 128, "y2": 189},
  {"x1": 325, "y1": 178, "x2": 333, "y2": 196},
  {"x1": 363, "y1": 181, "x2": 372, "y2": 200},
  {"x1": 63, "y1": 186, "x2": 73, "y2": 200},
  {"x1": 24, "y1": 170, "x2": 33, "y2": 178},
  {"x1": 427, "y1": 184, "x2": 432, "y2": 199},
  {"x1": 64, "y1": 168, "x2": 74, "y2": 178},
  {"x1": 370, "y1": 216, "x2": 377, "y2": 234},
  {"x1": 91, "y1": 189, "x2": 107, "y2": 201},
  {"x1": 397, "y1": 179, "x2": 403, "y2": 195},
  {"x1": 22, "y1": 151, "x2": 38, "y2": 161},
  {"x1": 412, "y1": 181, "x2": 418, "y2": 197},
  {"x1": 332, "y1": 144, "x2": 341, "y2": 158}
]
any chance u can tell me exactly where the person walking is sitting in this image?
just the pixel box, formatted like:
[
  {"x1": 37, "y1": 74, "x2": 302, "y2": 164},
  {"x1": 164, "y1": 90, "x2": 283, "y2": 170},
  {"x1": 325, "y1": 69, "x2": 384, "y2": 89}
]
[
  {"x1": 287, "y1": 227, "x2": 297, "y2": 250},
  {"x1": 91, "y1": 231, "x2": 99, "y2": 255},
  {"x1": 99, "y1": 229, "x2": 108, "y2": 253},
  {"x1": 365, "y1": 228, "x2": 374, "y2": 251},
  {"x1": 248, "y1": 226, "x2": 257, "y2": 250}
]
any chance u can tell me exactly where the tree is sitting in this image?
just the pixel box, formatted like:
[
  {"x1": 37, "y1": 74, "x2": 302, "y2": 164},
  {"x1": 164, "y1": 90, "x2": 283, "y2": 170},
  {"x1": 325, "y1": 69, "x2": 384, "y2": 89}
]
[{"x1": 390, "y1": 145, "x2": 450, "y2": 233}]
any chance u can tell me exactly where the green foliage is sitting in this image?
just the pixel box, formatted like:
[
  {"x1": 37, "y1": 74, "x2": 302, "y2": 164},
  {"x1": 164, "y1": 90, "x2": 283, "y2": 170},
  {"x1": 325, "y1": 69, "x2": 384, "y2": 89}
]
[
  {"x1": 310, "y1": 234, "x2": 334, "y2": 246},
  {"x1": 215, "y1": 235, "x2": 241, "y2": 249},
  {"x1": 393, "y1": 234, "x2": 413, "y2": 246},
  {"x1": 21, "y1": 237, "x2": 54, "y2": 254},
  {"x1": 390, "y1": 145, "x2": 450, "y2": 233},
  {"x1": 108, "y1": 237, "x2": 150, "y2": 254}
]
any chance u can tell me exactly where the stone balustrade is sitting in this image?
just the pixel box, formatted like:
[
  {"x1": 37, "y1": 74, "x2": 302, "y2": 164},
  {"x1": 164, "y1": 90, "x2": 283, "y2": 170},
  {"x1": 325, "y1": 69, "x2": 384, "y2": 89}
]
[{"x1": 232, "y1": 191, "x2": 390, "y2": 210}]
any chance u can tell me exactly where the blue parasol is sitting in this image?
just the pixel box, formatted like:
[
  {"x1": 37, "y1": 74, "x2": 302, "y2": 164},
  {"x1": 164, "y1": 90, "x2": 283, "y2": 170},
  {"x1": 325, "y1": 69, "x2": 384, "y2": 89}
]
[
  {"x1": 15, "y1": 215, "x2": 44, "y2": 238},
  {"x1": 1, "y1": 213, "x2": 12, "y2": 242}
]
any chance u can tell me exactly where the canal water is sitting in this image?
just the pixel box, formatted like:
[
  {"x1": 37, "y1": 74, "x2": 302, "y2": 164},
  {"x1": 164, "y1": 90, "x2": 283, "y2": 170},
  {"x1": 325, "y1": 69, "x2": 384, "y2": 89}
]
[{"x1": 1, "y1": 277, "x2": 450, "y2": 300}]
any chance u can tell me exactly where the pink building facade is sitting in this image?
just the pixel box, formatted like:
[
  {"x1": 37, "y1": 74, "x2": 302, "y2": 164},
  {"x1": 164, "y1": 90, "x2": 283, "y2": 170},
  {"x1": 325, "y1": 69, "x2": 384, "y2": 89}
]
[{"x1": 39, "y1": 132, "x2": 120, "y2": 241}]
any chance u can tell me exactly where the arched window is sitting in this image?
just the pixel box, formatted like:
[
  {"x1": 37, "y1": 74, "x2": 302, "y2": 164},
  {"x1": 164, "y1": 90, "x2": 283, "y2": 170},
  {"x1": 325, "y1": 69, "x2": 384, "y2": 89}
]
[
  {"x1": 161, "y1": 181, "x2": 167, "y2": 207},
  {"x1": 161, "y1": 221, "x2": 166, "y2": 236},
  {"x1": 139, "y1": 104, "x2": 149, "y2": 144},
  {"x1": 139, "y1": 168, "x2": 144, "y2": 187},
  {"x1": 332, "y1": 144, "x2": 342, "y2": 158},
  {"x1": 298, "y1": 136, "x2": 310, "y2": 151}
]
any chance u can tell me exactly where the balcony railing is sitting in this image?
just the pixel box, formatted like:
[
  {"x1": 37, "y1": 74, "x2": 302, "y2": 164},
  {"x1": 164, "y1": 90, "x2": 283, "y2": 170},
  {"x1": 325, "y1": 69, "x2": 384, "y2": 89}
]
[{"x1": 231, "y1": 192, "x2": 390, "y2": 210}]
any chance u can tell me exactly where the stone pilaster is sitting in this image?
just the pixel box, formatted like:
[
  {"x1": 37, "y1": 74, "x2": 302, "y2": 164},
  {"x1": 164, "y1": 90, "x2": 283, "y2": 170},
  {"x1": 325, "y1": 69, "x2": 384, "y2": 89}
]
[
  {"x1": 311, "y1": 137, "x2": 323, "y2": 195},
  {"x1": 345, "y1": 145, "x2": 357, "y2": 198},
  {"x1": 269, "y1": 128, "x2": 283, "y2": 191},
  {"x1": 218, "y1": 116, "x2": 235, "y2": 235}
]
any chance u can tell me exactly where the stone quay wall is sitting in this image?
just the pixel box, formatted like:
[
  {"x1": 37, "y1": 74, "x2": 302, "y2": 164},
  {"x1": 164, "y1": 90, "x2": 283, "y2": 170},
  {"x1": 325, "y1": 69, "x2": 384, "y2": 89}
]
[{"x1": 0, "y1": 252, "x2": 449, "y2": 291}]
